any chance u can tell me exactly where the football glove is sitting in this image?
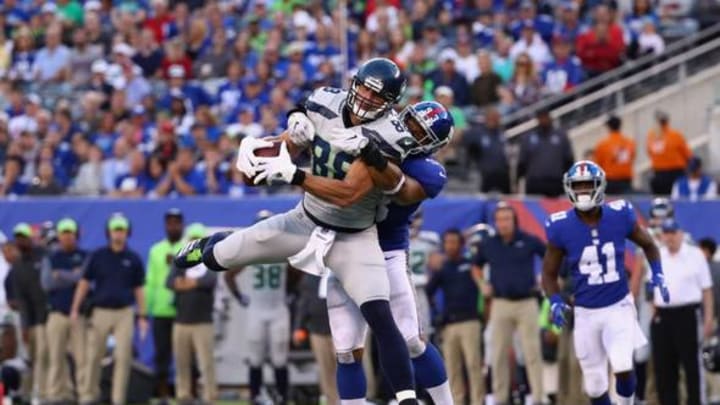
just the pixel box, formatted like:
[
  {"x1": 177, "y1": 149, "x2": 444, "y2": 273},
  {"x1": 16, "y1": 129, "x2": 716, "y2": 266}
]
[
  {"x1": 287, "y1": 111, "x2": 315, "y2": 148},
  {"x1": 651, "y1": 272, "x2": 671, "y2": 304},
  {"x1": 235, "y1": 137, "x2": 274, "y2": 177},
  {"x1": 549, "y1": 294, "x2": 571, "y2": 328},
  {"x1": 327, "y1": 127, "x2": 369, "y2": 156},
  {"x1": 254, "y1": 142, "x2": 303, "y2": 185}
]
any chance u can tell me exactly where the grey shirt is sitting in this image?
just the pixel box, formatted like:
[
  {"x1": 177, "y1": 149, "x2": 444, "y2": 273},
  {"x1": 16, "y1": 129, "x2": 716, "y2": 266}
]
[{"x1": 166, "y1": 264, "x2": 217, "y2": 324}]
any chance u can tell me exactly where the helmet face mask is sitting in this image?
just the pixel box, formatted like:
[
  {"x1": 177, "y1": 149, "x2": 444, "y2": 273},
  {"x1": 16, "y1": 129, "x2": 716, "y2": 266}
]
[
  {"x1": 563, "y1": 161, "x2": 607, "y2": 211},
  {"x1": 346, "y1": 58, "x2": 406, "y2": 121},
  {"x1": 347, "y1": 80, "x2": 391, "y2": 120}
]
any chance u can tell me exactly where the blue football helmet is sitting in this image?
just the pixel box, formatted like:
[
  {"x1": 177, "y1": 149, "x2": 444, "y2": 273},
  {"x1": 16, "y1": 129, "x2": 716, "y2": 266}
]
[
  {"x1": 347, "y1": 58, "x2": 406, "y2": 120},
  {"x1": 400, "y1": 101, "x2": 455, "y2": 155},
  {"x1": 563, "y1": 160, "x2": 607, "y2": 211}
]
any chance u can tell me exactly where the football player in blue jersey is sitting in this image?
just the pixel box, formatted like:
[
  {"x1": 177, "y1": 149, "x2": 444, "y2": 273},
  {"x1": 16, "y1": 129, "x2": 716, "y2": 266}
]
[
  {"x1": 325, "y1": 100, "x2": 455, "y2": 404},
  {"x1": 541, "y1": 160, "x2": 671, "y2": 405}
]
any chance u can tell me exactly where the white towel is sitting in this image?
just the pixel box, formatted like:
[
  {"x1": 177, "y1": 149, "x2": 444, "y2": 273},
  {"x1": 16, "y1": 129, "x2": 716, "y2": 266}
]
[{"x1": 289, "y1": 227, "x2": 336, "y2": 277}]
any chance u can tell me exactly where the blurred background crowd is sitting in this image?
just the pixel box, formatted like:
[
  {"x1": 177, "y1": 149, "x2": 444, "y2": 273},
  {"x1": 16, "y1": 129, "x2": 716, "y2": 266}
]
[{"x1": 0, "y1": 0, "x2": 716, "y2": 199}]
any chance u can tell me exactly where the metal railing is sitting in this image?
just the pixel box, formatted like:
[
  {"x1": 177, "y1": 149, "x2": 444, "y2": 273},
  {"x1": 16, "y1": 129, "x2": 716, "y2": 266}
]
[{"x1": 501, "y1": 23, "x2": 720, "y2": 138}]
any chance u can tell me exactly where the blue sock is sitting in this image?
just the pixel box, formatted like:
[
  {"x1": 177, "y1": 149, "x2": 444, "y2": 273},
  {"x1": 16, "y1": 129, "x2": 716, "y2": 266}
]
[
  {"x1": 336, "y1": 362, "x2": 367, "y2": 399},
  {"x1": 412, "y1": 343, "x2": 447, "y2": 388},
  {"x1": 616, "y1": 371, "x2": 637, "y2": 397},
  {"x1": 360, "y1": 300, "x2": 415, "y2": 394},
  {"x1": 590, "y1": 393, "x2": 612, "y2": 405},
  {"x1": 202, "y1": 231, "x2": 232, "y2": 271}
]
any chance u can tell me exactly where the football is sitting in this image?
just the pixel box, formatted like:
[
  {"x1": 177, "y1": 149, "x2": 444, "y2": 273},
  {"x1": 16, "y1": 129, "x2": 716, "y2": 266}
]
[{"x1": 241, "y1": 138, "x2": 282, "y2": 186}]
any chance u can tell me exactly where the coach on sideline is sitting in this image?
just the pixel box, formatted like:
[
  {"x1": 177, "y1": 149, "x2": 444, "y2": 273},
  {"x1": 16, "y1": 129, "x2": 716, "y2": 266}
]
[
  {"x1": 70, "y1": 213, "x2": 148, "y2": 405},
  {"x1": 472, "y1": 202, "x2": 546, "y2": 405},
  {"x1": 652, "y1": 218, "x2": 714, "y2": 405}
]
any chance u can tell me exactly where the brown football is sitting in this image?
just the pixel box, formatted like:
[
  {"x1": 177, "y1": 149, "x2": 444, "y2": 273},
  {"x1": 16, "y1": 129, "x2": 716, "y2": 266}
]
[{"x1": 241, "y1": 139, "x2": 281, "y2": 186}]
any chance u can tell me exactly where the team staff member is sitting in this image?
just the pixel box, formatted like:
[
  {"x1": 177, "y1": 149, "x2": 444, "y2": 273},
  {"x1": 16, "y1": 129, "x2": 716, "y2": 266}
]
[
  {"x1": 647, "y1": 110, "x2": 692, "y2": 195},
  {"x1": 145, "y1": 208, "x2": 185, "y2": 403},
  {"x1": 426, "y1": 229, "x2": 484, "y2": 405},
  {"x1": 593, "y1": 115, "x2": 636, "y2": 195},
  {"x1": 294, "y1": 273, "x2": 338, "y2": 405},
  {"x1": 7, "y1": 223, "x2": 50, "y2": 402},
  {"x1": 166, "y1": 223, "x2": 217, "y2": 404},
  {"x1": 41, "y1": 219, "x2": 88, "y2": 402},
  {"x1": 652, "y1": 218, "x2": 714, "y2": 405},
  {"x1": 472, "y1": 203, "x2": 546, "y2": 405},
  {"x1": 70, "y1": 214, "x2": 148, "y2": 405}
]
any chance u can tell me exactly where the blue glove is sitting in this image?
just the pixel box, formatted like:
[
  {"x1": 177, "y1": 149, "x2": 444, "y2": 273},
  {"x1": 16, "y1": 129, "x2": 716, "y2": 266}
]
[
  {"x1": 649, "y1": 260, "x2": 671, "y2": 304},
  {"x1": 549, "y1": 294, "x2": 571, "y2": 328}
]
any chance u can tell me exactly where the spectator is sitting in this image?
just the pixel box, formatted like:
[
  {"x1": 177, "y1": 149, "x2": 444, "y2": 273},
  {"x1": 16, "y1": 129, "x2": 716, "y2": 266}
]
[
  {"x1": 653, "y1": 218, "x2": 714, "y2": 405},
  {"x1": 434, "y1": 86, "x2": 467, "y2": 164},
  {"x1": 146, "y1": 209, "x2": 185, "y2": 404},
  {"x1": 69, "y1": 143, "x2": 103, "y2": 196},
  {"x1": 671, "y1": 156, "x2": 717, "y2": 201},
  {"x1": 144, "y1": 0, "x2": 176, "y2": 44},
  {"x1": 510, "y1": 22, "x2": 552, "y2": 68},
  {"x1": 56, "y1": 0, "x2": 84, "y2": 26},
  {"x1": 166, "y1": 223, "x2": 218, "y2": 404},
  {"x1": 0, "y1": 156, "x2": 28, "y2": 197},
  {"x1": 454, "y1": 34, "x2": 480, "y2": 83},
  {"x1": 132, "y1": 28, "x2": 164, "y2": 78},
  {"x1": 6, "y1": 223, "x2": 49, "y2": 402},
  {"x1": 112, "y1": 151, "x2": 148, "y2": 198},
  {"x1": 518, "y1": 109, "x2": 575, "y2": 196},
  {"x1": 554, "y1": 2, "x2": 583, "y2": 44},
  {"x1": 594, "y1": 115, "x2": 636, "y2": 194},
  {"x1": 161, "y1": 65, "x2": 211, "y2": 111},
  {"x1": 33, "y1": 24, "x2": 72, "y2": 84},
  {"x1": 27, "y1": 161, "x2": 64, "y2": 196},
  {"x1": 575, "y1": 11, "x2": 626, "y2": 77},
  {"x1": 8, "y1": 26, "x2": 36, "y2": 84},
  {"x1": 69, "y1": 28, "x2": 103, "y2": 87},
  {"x1": 41, "y1": 219, "x2": 88, "y2": 403},
  {"x1": 144, "y1": 154, "x2": 168, "y2": 197},
  {"x1": 541, "y1": 36, "x2": 585, "y2": 94},
  {"x1": 473, "y1": 203, "x2": 546, "y2": 405},
  {"x1": 294, "y1": 273, "x2": 338, "y2": 405},
  {"x1": 70, "y1": 214, "x2": 148, "y2": 405},
  {"x1": 102, "y1": 138, "x2": 130, "y2": 193},
  {"x1": 427, "y1": 49, "x2": 470, "y2": 106},
  {"x1": 507, "y1": 52, "x2": 543, "y2": 108},
  {"x1": 464, "y1": 108, "x2": 511, "y2": 193},
  {"x1": 470, "y1": 51, "x2": 503, "y2": 108},
  {"x1": 647, "y1": 110, "x2": 692, "y2": 195},
  {"x1": 637, "y1": 19, "x2": 665, "y2": 56},
  {"x1": 699, "y1": 237, "x2": 720, "y2": 327},
  {"x1": 193, "y1": 29, "x2": 232, "y2": 80},
  {"x1": 156, "y1": 148, "x2": 207, "y2": 197},
  {"x1": 426, "y1": 229, "x2": 484, "y2": 405},
  {"x1": 492, "y1": 33, "x2": 516, "y2": 83}
]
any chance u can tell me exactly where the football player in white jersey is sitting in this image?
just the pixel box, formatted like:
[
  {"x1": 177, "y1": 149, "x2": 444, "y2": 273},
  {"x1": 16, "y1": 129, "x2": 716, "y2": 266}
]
[
  {"x1": 408, "y1": 210, "x2": 441, "y2": 336},
  {"x1": 224, "y1": 210, "x2": 291, "y2": 405},
  {"x1": 176, "y1": 58, "x2": 422, "y2": 404}
]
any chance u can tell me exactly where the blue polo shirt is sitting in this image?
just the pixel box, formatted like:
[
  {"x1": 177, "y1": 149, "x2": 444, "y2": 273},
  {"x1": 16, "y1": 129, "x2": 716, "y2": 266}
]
[
  {"x1": 426, "y1": 256, "x2": 479, "y2": 323},
  {"x1": 48, "y1": 249, "x2": 88, "y2": 314},
  {"x1": 473, "y1": 231, "x2": 546, "y2": 299},
  {"x1": 83, "y1": 247, "x2": 144, "y2": 309}
]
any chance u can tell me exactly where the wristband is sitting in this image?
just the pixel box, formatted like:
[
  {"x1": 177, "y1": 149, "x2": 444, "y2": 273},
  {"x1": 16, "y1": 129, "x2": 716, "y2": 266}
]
[
  {"x1": 291, "y1": 169, "x2": 306, "y2": 185},
  {"x1": 549, "y1": 293, "x2": 564, "y2": 306},
  {"x1": 649, "y1": 259, "x2": 662, "y2": 277},
  {"x1": 359, "y1": 141, "x2": 388, "y2": 171},
  {"x1": 383, "y1": 174, "x2": 406, "y2": 195}
]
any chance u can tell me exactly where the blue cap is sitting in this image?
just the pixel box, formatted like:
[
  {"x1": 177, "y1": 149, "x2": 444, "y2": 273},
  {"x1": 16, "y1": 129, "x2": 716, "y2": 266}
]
[
  {"x1": 688, "y1": 156, "x2": 702, "y2": 172},
  {"x1": 661, "y1": 218, "x2": 681, "y2": 233}
]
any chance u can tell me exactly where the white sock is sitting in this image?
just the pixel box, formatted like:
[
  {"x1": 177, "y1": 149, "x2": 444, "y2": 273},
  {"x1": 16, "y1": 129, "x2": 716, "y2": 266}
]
[
  {"x1": 616, "y1": 394, "x2": 634, "y2": 405},
  {"x1": 426, "y1": 381, "x2": 453, "y2": 405},
  {"x1": 340, "y1": 399, "x2": 367, "y2": 405}
]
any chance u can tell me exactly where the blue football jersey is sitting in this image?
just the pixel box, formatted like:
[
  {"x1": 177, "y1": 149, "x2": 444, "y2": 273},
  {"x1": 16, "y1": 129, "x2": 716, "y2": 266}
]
[
  {"x1": 378, "y1": 156, "x2": 447, "y2": 252},
  {"x1": 545, "y1": 200, "x2": 637, "y2": 309}
]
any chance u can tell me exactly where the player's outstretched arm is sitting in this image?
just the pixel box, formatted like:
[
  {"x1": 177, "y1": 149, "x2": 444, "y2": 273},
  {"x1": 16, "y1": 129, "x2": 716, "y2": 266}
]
[
  {"x1": 541, "y1": 242, "x2": 565, "y2": 297},
  {"x1": 299, "y1": 160, "x2": 374, "y2": 208},
  {"x1": 628, "y1": 223, "x2": 660, "y2": 263}
]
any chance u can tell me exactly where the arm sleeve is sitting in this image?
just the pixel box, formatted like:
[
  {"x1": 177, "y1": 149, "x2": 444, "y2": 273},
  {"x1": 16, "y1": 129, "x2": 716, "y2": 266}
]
[{"x1": 400, "y1": 157, "x2": 447, "y2": 198}]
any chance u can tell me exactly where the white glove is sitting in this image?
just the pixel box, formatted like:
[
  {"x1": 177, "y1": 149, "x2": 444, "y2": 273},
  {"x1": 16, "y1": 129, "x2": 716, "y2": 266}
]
[
  {"x1": 287, "y1": 112, "x2": 315, "y2": 147},
  {"x1": 327, "y1": 127, "x2": 369, "y2": 156},
  {"x1": 254, "y1": 142, "x2": 298, "y2": 185},
  {"x1": 235, "y1": 137, "x2": 274, "y2": 177}
]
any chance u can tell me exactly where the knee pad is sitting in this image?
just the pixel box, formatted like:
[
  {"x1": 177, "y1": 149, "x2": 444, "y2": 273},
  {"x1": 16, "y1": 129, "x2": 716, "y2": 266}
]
[
  {"x1": 584, "y1": 369, "x2": 609, "y2": 398},
  {"x1": 202, "y1": 231, "x2": 232, "y2": 271},
  {"x1": 406, "y1": 335, "x2": 426, "y2": 358},
  {"x1": 337, "y1": 348, "x2": 364, "y2": 365}
]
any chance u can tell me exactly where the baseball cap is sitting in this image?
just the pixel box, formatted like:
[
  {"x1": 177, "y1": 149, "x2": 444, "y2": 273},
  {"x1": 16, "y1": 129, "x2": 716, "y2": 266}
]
[
  {"x1": 91, "y1": 59, "x2": 108, "y2": 74},
  {"x1": 13, "y1": 223, "x2": 32, "y2": 238},
  {"x1": 108, "y1": 215, "x2": 130, "y2": 231},
  {"x1": 688, "y1": 156, "x2": 702, "y2": 172},
  {"x1": 439, "y1": 48, "x2": 458, "y2": 63},
  {"x1": 113, "y1": 43, "x2": 135, "y2": 57},
  {"x1": 661, "y1": 218, "x2": 681, "y2": 233},
  {"x1": 165, "y1": 208, "x2": 184, "y2": 220},
  {"x1": 56, "y1": 218, "x2": 78, "y2": 233},
  {"x1": 185, "y1": 223, "x2": 206, "y2": 239}
]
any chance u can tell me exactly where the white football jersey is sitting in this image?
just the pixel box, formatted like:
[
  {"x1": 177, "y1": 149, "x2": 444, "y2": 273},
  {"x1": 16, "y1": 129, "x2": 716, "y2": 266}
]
[
  {"x1": 244, "y1": 262, "x2": 287, "y2": 309},
  {"x1": 408, "y1": 230, "x2": 440, "y2": 287}
]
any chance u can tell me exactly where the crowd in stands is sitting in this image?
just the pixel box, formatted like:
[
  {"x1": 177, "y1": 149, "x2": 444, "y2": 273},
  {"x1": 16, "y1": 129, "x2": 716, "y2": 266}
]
[{"x1": 0, "y1": 0, "x2": 707, "y2": 198}]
